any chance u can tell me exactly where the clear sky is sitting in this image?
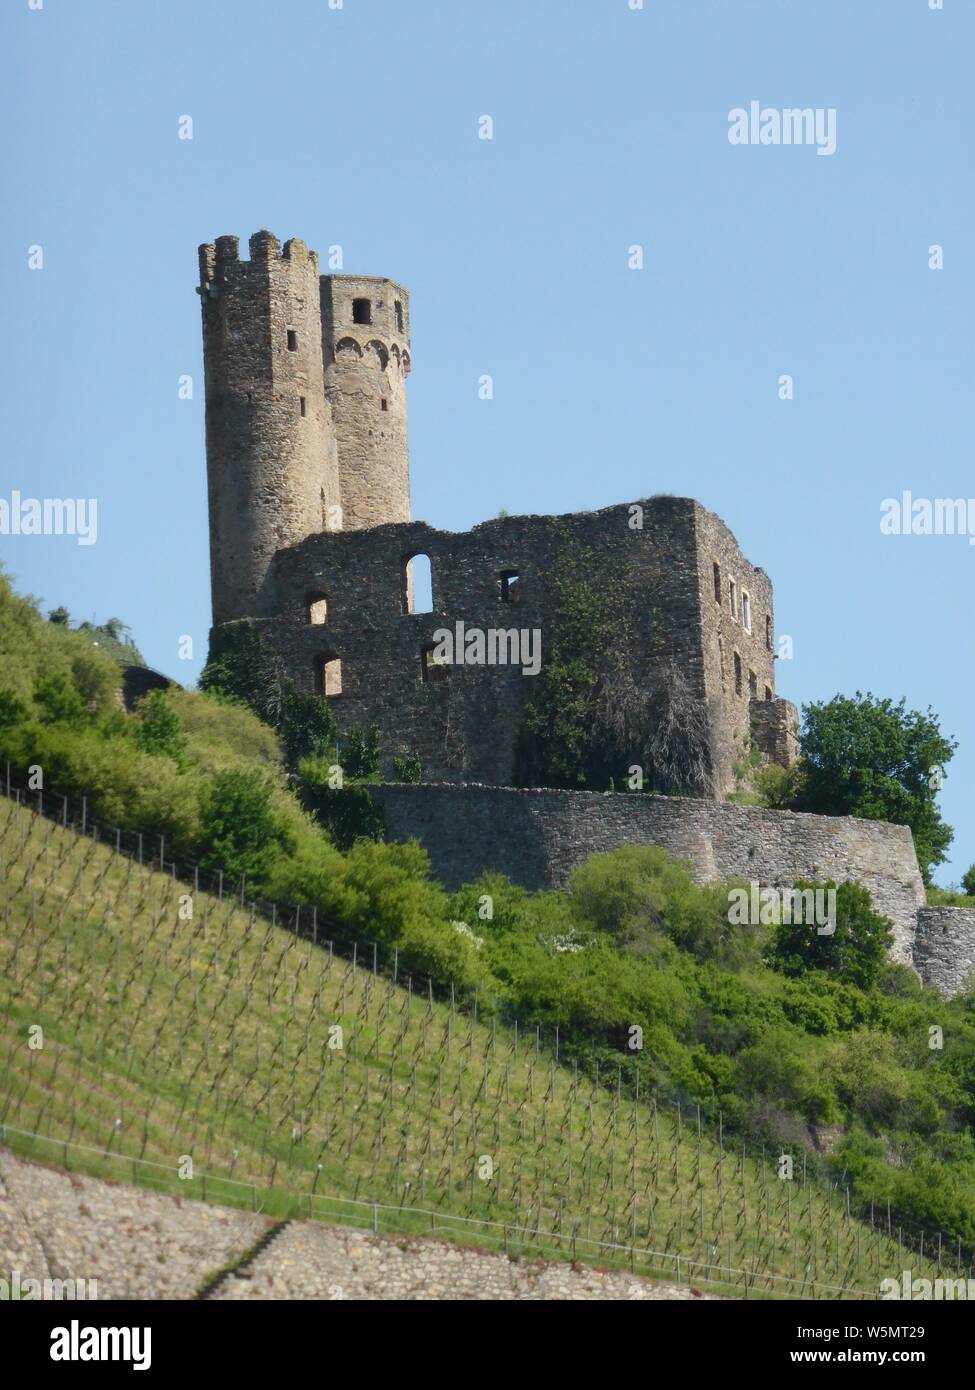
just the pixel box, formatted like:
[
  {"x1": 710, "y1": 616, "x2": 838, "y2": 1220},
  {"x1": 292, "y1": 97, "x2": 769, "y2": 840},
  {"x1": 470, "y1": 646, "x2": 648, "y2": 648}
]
[{"x1": 1, "y1": 0, "x2": 971, "y2": 882}]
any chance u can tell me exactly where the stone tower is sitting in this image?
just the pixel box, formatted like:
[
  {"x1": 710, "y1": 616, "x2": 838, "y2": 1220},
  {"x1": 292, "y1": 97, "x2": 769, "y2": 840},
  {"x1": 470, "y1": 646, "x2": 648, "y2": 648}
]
[
  {"x1": 320, "y1": 274, "x2": 412, "y2": 531},
  {"x1": 198, "y1": 231, "x2": 341, "y2": 624}
]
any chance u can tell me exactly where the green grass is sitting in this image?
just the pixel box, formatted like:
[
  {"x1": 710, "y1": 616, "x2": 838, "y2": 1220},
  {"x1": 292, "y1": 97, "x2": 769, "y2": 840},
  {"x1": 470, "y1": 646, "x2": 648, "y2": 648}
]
[{"x1": 0, "y1": 798, "x2": 959, "y2": 1298}]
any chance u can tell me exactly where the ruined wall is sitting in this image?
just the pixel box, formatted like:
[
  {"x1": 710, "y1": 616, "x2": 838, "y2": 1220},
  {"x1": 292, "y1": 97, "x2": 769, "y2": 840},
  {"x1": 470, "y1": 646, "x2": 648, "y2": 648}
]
[
  {"x1": 258, "y1": 498, "x2": 706, "y2": 785},
  {"x1": 694, "y1": 507, "x2": 778, "y2": 795},
  {"x1": 914, "y1": 908, "x2": 975, "y2": 998},
  {"x1": 368, "y1": 783, "x2": 925, "y2": 963},
  {"x1": 253, "y1": 495, "x2": 788, "y2": 792},
  {"x1": 749, "y1": 697, "x2": 800, "y2": 769},
  {"x1": 199, "y1": 231, "x2": 340, "y2": 624},
  {"x1": 320, "y1": 275, "x2": 411, "y2": 532}
]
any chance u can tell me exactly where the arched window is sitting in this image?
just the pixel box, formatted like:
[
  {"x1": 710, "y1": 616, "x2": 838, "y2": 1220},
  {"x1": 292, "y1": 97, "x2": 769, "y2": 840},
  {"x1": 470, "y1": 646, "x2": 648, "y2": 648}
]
[{"x1": 401, "y1": 553, "x2": 433, "y2": 615}]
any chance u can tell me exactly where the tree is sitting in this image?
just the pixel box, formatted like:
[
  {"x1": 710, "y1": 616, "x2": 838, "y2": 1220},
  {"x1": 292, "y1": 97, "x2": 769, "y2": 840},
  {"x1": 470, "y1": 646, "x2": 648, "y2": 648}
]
[
  {"x1": 33, "y1": 673, "x2": 90, "y2": 727},
  {"x1": 47, "y1": 606, "x2": 70, "y2": 626},
  {"x1": 769, "y1": 880, "x2": 893, "y2": 990},
  {"x1": 0, "y1": 689, "x2": 27, "y2": 728},
  {"x1": 797, "y1": 692, "x2": 956, "y2": 883},
  {"x1": 196, "y1": 770, "x2": 285, "y2": 888},
  {"x1": 962, "y1": 865, "x2": 975, "y2": 898},
  {"x1": 134, "y1": 689, "x2": 187, "y2": 767}
]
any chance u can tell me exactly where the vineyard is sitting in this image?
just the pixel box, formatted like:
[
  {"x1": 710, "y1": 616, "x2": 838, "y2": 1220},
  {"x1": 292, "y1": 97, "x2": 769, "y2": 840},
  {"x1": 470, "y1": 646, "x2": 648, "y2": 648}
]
[{"x1": 0, "y1": 792, "x2": 963, "y2": 1298}]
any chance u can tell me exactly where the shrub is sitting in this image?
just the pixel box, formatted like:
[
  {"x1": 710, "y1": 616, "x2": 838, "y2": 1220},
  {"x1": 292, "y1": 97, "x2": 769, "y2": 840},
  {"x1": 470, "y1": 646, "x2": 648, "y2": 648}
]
[
  {"x1": 33, "y1": 673, "x2": 91, "y2": 728},
  {"x1": 768, "y1": 881, "x2": 893, "y2": 990},
  {"x1": 134, "y1": 690, "x2": 187, "y2": 767},
  {"x1": 196, "y1": 769, "x2": 290, "y2": 889}
]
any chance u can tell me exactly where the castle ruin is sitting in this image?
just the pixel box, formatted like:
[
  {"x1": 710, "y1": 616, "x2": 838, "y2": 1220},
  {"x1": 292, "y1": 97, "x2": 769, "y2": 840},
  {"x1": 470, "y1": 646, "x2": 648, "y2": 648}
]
[
  {"x1": 196, "y1": 230, "x2": 975, "y2": 995},
  {"x1": 198, "y1": 229, "x2": 798, "y2": 795}
]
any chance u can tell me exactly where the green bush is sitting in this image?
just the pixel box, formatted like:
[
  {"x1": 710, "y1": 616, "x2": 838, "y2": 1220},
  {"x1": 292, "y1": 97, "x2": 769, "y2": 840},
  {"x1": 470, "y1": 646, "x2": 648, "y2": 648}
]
[
  {"x1": 196, "y1": 769, "x2": 291, "y2": 889},
  {"x1": 134, "y1": 690, "x2": 188, "y2": 767},
  {"x1": 768, "y1": 881, "x2": 893, "y2": 989}
]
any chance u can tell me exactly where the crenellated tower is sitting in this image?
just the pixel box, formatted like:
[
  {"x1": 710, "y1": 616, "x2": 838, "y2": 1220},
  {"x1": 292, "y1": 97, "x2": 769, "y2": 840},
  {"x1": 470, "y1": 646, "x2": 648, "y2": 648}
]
[
  {"x1": 320, "y1": 274, "x2": 412, "y2": 531},
  {"x1": 197, "y1": 231, "x2": 341, "y2": 624}
]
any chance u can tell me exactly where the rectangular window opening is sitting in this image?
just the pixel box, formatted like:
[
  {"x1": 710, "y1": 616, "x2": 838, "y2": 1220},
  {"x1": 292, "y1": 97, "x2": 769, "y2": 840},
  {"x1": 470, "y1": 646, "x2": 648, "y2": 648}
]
[
  {"x1": 286, "y1": 329, "x2": 298, "y2": 352},
  {"x1": 316, "y1": 655, "x2": 342, "y2": 697},
  {"x1": 422, "y1": 643, "x2": 449, "y2": 684},
  {"x1": 395, "y1": 300, "x2": 404, "y2": 333},
  {"x1": 498, "y1": 571, "x2": 521, "y2": 603},
  {"x1": 353, "y1": 298, "x2": 372, "y2": 325},
  {"x1": 299, "y1": 397, "x2": 306, "y2": 417}
]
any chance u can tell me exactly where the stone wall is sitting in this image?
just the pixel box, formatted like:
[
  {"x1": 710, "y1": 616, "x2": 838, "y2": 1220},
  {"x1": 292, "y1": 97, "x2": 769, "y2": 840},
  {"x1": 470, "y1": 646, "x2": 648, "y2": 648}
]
[
  {"x1": 256, "y1": 496, "x2": 786, "y2": 792},
  {"x1": 368, "y1": 783, "x2": 926, "y2": 963},
  {"x1": 199, "y1": 232, "x2": 340, "y2": 624},
  {"x1": 749, "y1": 697, "x2": 800, "y2": 769},
  {"x1": 320, "y1": 274, "x2": 411, "y2": 532},
  {"x1": 0, "y1": 1150, "x2": 710, "y2": 1301},
  {"x1": 913, "y1": 908, "x2": 975, "y2": 998},
  {"x1": 210, "y1": 1217, "x2": 719, "y2": 1302},
  {"x1": 0, "y1": 1149, "x2": 267, "y2": 1300},
  {"x1": 695, "y1": 508, "x2": 777, "y2": 794}
]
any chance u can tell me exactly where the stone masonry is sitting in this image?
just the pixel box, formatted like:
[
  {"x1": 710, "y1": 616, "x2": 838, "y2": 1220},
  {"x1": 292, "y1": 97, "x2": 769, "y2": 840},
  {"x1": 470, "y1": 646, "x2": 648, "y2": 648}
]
[
  {"x1": 913, "y1": 908, "x2": 975, "y2": 998},
  {"x1": 198, "y1": 230, "x2": 970, "y2": 988},
  {"x1": 0, "y1": 1150, "x2": 715, "y2": 1301},
  {"x1": 368, "y1": 782, "x2": 926, "y2": 964},
  {"x1": 198, "y1": 231, "x2": 796, "y2": 796}
]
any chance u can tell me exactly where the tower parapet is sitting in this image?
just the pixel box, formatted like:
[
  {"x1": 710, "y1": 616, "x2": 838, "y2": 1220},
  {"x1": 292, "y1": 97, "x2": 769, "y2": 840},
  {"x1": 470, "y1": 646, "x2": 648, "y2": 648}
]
[{"x1": 198, "y1": 230, "x2": 340, "y2": 623}]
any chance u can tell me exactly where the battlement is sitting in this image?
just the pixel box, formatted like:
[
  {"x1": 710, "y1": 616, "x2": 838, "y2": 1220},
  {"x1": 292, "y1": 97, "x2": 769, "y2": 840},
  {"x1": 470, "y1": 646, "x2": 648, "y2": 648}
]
[{"x1": 198, "y1": 230, "x2": 320, "y2": 288}]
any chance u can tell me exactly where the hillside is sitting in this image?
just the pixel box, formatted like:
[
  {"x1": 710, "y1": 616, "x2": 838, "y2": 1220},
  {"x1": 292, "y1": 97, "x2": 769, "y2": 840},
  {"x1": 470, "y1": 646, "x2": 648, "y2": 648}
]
[{"x1": 0, "y1": 798, "x2": 957, "y2": 1297}]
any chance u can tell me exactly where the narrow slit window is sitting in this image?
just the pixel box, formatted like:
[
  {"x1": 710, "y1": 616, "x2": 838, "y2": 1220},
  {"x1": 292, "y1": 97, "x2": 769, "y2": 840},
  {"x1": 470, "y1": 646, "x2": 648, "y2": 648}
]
[
  {"x1": 741, "y1": 590, "x2": 752, "y2": 634},
  {"x1": 352, "y1": 298, "x2": 372, "y2": 325},
  {"x1": 381, "y1": 398, "x2": 388, "y2": 412},
  {"x1": 395, "y1": 300, "x2": 404, "y2": 333},
  {"x1": 713, "y1": 562, "x2": 721, "y2": 604},
  {"x1": 299, "y1": 396, "x2": 306, "y2": 417},
  {"x1": 729, "y1": 580, "x2": 738, "y2": 622},
  {"x1": 765, "y1": 615, "x2": 772, "y2": 651},
  {"x1": 734, "y1": 652, "x2": 742, "y2": 696},
  {"x1": 287, "y1": 329, "x2": 298, "y2": 352},
  {"x1": 748, "y1": 670, "x2": 757, "y2": 698}
]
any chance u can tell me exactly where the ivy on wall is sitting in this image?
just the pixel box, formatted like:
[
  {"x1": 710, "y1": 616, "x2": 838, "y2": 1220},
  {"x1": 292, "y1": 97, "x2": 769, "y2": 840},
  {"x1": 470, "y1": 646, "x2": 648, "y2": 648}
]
[{"x1": 513, "y1": 523, "x2": 713, "y2": 796}]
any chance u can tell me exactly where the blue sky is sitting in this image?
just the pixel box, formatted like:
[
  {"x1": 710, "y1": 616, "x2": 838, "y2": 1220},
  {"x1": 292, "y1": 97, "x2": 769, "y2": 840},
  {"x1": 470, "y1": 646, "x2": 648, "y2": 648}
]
[{"x1": 1, "y1": 0, "x2": 972, "y2": 881}]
